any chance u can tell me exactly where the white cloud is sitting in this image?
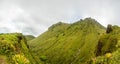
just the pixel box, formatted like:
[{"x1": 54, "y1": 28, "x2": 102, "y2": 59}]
[{"x1": 0, "y1": 0, "x2": 120, "y2": 36}]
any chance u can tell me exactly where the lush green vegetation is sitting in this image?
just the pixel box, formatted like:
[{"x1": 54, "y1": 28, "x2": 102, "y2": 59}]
[
  {"x1": 0, "y1": 33, "x2": 38, "y2": 64},
  {"x1": 89, "y1": 49, "x2": 120, "y2": 64},
  {"x1": 90, "y1": 25, "x2": 120, "y2": 64},
  {"x1": 1, "y1": 17, "x2": 120, "y2": 64},
  {"x1": 29, "y1": 18, "x2": 106, "y2": 64}
]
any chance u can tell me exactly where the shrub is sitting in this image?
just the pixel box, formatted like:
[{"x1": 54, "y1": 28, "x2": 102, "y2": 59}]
[
  {"x1": 0, "y1": 40, "x2": 14, "y2": 55},
  {"x1": 105, "y1": 53, "x2": 112, "y2": 58},
  {"x1": 40, "y1": 55, "x2": 47, "y2": 61},
  {"x1": 12, "y1": 54, "x2": 30, "y2": 64}
]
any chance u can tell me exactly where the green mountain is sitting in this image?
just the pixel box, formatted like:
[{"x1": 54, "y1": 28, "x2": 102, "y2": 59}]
[
  {"x1": 1, "y1": 17, "x2": 120, "y2": 64},
  {"x1": 29, "y1": 18, "x2": 106, "y2": 64},
  {"x1": 0, "y1": 33, "x2": 38, "y2": 64}
]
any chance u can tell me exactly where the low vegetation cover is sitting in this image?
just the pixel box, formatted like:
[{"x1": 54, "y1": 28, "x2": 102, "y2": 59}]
[
  {"x1": 29, "y1": 18, "x2": 106, "y2": 64},
  {"x1": 1, "y1": 18, "x2": 120, "y2": 64},
  {"x1": 29, "y1": 18, "x2": 120, "y2": 64}
]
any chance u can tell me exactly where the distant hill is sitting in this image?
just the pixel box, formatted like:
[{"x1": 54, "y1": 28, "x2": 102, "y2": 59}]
[
  {"x1": 29, "y1": 17, "x2": 106, "y2": 64},
  {"x1": 24, "y1": 35, "x2": 35, "y2": 41}
]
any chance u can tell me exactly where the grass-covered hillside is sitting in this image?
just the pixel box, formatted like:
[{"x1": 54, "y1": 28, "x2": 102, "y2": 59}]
[
  {"x1": 1, "y1": 17, "x2": 120, "y2": 64},
  {"x1": 25, "y1": 35, "x2": 35, "y2": 41},
  {"x1": 0, "y1": 33, "x2": 38, "y2": 64},
  {"x1": 29, "y1": 18, "x2": 106, "y2": 64}
]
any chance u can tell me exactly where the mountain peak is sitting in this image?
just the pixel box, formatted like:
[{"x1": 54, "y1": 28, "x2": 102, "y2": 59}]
[
  {"x1": 29, "y1": 17, "x2": 106, "y2": 64},
  {"x1": 48, "y1": 21, "x2": 69, "y2": 30},
  {"x1": 72, "y1": 17, "x2": 105, "y2": 30},
  {"x1": 82, "y1": 17, "x2": 100, "y2": 24}
]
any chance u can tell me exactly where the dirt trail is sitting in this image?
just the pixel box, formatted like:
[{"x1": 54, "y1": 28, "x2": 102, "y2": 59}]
[{"x1": 0, "y1": 58, "x2": 7, "y2": 64}]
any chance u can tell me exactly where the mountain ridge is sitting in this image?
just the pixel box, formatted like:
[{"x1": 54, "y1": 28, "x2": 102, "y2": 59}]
[
  {"x1": 29, "y1": 17, "x2": 106, "y2": 64},
  {"x1": 1, "y1": 17, "x2": 120, "y2": 64}
]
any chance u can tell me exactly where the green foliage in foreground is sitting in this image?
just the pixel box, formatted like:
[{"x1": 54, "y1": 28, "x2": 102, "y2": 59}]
[
  {"x1": 89, "y1": 48, "x2": 120, "y2": 64},
  {"x1": 0, "y1": 33, "x2": 38, "y2": 64}
]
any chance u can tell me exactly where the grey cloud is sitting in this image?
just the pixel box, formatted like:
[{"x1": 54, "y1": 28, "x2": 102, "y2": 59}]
[
  {"x1": 0, "y1": 0, "x2": 120, "y2": 36},
  {"x1": 0, "y1": 27, "x2": 10, "y2": 33}
]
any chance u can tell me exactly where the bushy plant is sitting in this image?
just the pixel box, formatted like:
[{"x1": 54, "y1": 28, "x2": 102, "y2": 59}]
[
  {"x1": 12, "y1": 54, "x2": 30, "y2": 64},
  {"x1": 40, "y1": 55, "x2": 47, "y2": 61},
  {"x1": 90, "y1": 49, "x2": 120, "y2": 64},
  {"x1": 0, "y1": 40, "x2": 14, "y2": 55}
]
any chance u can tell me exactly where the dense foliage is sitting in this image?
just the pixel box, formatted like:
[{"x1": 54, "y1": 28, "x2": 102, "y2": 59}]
[{"x1": 0, "y1": 33, "x2": 38, "y2": 64}]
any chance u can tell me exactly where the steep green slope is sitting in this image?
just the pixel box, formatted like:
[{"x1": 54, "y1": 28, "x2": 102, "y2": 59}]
[
  {"x1": 89, "y1": 25, "x2": 120, "y2": 64},
  {"x1": 0, "y1": 33, "x2": 38, "y2": 64},
  {"x1": 29, "y1": 18, "x2": 105, "y2": 64},
  {"x1": 29, "y1": 22, "x2": 70, "y2": 48}
]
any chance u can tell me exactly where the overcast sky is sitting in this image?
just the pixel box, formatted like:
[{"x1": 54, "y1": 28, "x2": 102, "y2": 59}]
[{"x1": 0, "y1": 0, "x2": 120, "y2": 36}]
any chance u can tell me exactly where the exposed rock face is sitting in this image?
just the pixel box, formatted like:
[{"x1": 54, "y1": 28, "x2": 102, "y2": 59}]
[
  {"x1": 95, "y1": 25, "x2": 120, "y2": 56},
  {"x1": 106, "y1": 24, "x2": 113, "y2": 33}
]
